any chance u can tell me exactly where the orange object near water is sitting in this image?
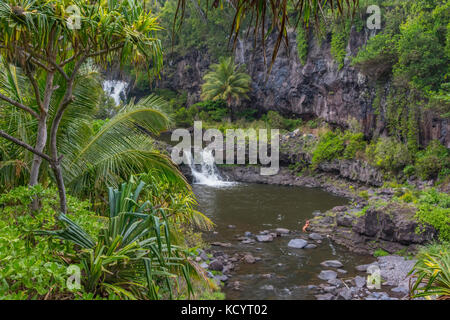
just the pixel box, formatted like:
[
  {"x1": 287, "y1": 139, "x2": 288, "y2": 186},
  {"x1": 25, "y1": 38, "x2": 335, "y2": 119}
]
[{"x1": 302, "y1": 220, "x2": 310, "y2": 232}]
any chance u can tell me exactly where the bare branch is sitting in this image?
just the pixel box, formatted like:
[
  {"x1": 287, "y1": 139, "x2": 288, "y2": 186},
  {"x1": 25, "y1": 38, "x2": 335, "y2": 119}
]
[
  {"x1": 60, "y1": 51, "x2": 83, "y2": 67},
  {"x1": 0, "y1": 93, "x2": 39, "y2": 118},
  {"x1": 0, "y1": 130, "x2": 52, "y2": 162},
  {"x1": 86, "y1": 44, "x2": 124, "y2": 58},
  {"x1": 23, "y1": 65, "x2": 44, "y2": 112}
]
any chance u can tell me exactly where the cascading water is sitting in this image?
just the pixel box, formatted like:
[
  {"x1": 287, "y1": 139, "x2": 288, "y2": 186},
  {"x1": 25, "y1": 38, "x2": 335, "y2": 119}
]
[
  {"x1": 184, "y1": 149, "x2": 236, "y2": 187},
  {"x1": 102, "y1": 80, "x2": 128, "y2": 105}
]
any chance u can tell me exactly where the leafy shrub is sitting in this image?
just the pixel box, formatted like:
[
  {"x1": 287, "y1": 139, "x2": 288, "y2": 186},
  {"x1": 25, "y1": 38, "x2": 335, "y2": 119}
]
[
  {"x1": 330, "y1": 28, "x2": 349, "y2": 69},
  {"x1": 283, "y1": 118, "x2": 303, "y2": 131},
  {"x1": 394, "y1": 16, "x2": 447, "y2": 91},
  {"x1": 236, "y1": 108, "x2": 258, "y2": 121},
  {"x1": 415, "y1": 140, "x2": 450, "y2": 180},
  {"x1": 415, "y1": 189, "x2": 450, "y2": 242},
  {"x1": 358, "y1": 190, "x2": 369, "y2": 200},
  {"x1": 312, "y1": 131, "x2": 345, "y2": 165},
  {"x1": 307, "y1": 119, "x2": 318, "y2": 129},
  {"x1": 296, "y1": 25, "x2": 308, "y2": 64},
  {"x1": 311, "y1": 130, "x2": 366, "y2": 165},
  {"x1": 0, "y1": 186, "x2": 103, "y2": 299},
  {"x1": 373, "y1": 249, "x2": 390, "y2": 257},
  {"x1": 265, "y1": 111, "x2": 302, "y2": 131},
  {"x1": 174, "y1": 106, "x2": 198, "y2": 127},
  {"x1": 192, "y1": 100, "x2": 229, "y2": 122},
  {"x1": 403, "y1": 165, "x2": 416, "y2": 177},
  {"x1": 266, "y1": 111, "x2": 285, "y2": 129},
  {"x1": 352, "y1": 33, "x2": 398, "y2": 79},
  {"x1": 409, "y1": 243, "x2": 450, "y2": 299},
  {"x1": 366, "y1": 137, "x2": 413, "y2": 173},
  {"x1": 342, "y1": 132, "x2": 366, "y2": 159}
]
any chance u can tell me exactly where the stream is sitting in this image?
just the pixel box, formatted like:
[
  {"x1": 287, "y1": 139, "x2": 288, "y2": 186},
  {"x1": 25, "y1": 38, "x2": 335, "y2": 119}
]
[{"x1": 188, "y1": 150, "x2": 373, "y2": 300}]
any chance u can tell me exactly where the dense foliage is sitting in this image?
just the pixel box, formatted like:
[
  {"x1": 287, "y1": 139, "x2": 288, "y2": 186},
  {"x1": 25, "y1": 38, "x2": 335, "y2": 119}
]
[
  {"x1": 409, "y1": 243, "x2": 450, "y2": 300},
  {"x1": 0, "y1": 186, "x2": 103, "y2": 299},
  {"x1": 352, "y1": 0, "x2": 449, "y2": 133}
]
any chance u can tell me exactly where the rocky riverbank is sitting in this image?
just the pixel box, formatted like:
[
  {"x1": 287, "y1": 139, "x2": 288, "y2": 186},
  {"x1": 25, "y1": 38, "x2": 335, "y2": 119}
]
[
  {"x1": 311, "y1": 255, "x2": 417, "y2": 300},
  {"x1": 219, "y1": 164, "x2": 438, "y2": 255},
  {"x1": 195, "y1": 225, "x2": 419, "y2": 300}
]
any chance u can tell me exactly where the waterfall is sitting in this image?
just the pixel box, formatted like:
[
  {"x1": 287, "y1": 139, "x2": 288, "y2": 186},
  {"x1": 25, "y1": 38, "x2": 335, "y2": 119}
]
[
  {"x1": 184, "y1": 149, "x2": 236, "y2": 187},
  {"x1": 102, "y1": 80, "x2": 128, "y2": 105},
  {"x1": 237, "y1": 37, "x2": 245, "y2": 65}
]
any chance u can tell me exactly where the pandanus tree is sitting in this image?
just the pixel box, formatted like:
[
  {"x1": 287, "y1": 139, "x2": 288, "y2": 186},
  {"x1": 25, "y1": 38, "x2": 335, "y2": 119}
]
[
  {"x1": 0, "y1": 59, "x2": 186, "y2": 208},
  {"x1": 201, "y1": 56, "x2": 251, "y2": 120},
  {"x1": 0, "y1": 0, "x2": 164, "y2": 213}
]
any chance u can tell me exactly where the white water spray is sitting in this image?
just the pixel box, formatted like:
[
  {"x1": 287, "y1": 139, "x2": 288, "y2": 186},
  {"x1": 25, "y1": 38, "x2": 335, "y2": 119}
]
[
  {"x1": 184, "y1": 149, "x2": 236, "y2": 187},
  {"x1": 102, "y1": 80, "x2": 128, "y2": 105}
]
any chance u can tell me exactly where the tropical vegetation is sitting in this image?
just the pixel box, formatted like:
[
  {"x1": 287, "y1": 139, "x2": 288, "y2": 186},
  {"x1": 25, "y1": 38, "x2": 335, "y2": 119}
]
[
  {"x1": 0, "y1": 0, "x2": 449, "y2": 301},
  {"x1": 201, "y1": 57, "x2": 251, "y2": 121}
]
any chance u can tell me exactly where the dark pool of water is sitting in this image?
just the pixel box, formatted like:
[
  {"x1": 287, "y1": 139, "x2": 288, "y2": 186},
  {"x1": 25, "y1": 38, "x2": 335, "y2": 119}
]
[{"x1": 193, "y1": 183, "x2": 373, "y2": 300}]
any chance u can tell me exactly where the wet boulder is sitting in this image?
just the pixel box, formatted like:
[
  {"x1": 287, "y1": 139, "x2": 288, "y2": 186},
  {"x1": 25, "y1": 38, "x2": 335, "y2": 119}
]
[
  {"x1": 318, "y1": 270, "x2": 338, "y2": 281},
  {"x1": 287, "y1": 239, "x2": 308, "y2": 249},
  {"x1": 320, "y1": 260, "x2": 344, "y2": 268}
]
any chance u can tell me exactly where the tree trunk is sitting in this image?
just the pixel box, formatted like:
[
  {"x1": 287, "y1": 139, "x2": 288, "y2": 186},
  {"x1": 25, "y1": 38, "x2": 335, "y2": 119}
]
[
  {"x1": 227, "y1": 97, "x2": 235, "y2": 121},
  {"x1": 51, "y1": 162, "x2": 67, "y2": 214},
  {"x1": 29, "y1": 70, "x2": 55, "y2": 211},
  {"x1": 29, "y1": 116, "x2": 47, "y2": 186}
]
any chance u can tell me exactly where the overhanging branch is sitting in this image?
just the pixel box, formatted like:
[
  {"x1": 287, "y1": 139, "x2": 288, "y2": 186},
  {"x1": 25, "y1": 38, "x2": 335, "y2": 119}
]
[
  {"x1": 0, "y1": 93, "x2": 39, "y2": 118},
  {"x1": 0, "y1": 130, "x2": 52, "y2": 162}
]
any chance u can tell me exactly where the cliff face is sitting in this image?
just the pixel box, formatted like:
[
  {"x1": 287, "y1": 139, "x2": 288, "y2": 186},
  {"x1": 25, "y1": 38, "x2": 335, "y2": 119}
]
[{"x1": 152, "y1": 27, "x2": 450, "y2": 147}]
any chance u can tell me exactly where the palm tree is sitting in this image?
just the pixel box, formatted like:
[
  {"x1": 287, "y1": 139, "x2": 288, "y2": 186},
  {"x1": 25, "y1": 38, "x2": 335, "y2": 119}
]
[
  {"x1": 0, "y1": 60, "x2": 186, "y2": 204},
  {"x1": 201, "y1": 57, "x2": 251, "y2": 120}
]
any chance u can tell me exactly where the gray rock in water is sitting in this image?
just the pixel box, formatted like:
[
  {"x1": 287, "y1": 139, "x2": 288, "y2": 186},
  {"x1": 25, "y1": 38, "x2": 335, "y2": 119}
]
[
  {"x1": 208, "y1": 260, "x2": 223, "y2": 271},
  {"x1": 308, "y1": 233, "x2": 323, "y2": 240},
  {"x1": 354, "y1": 276, "x2": 366, "y2": 288},
  {"x1": 275, "y1": 228, "x2": 290, "y2": 235},
  {"x1": 211, "y1": 242, "x2": 232, "y2": 247},
  {"x1": 315, "y1": 293, "x2": 335, "y2": 300},
  {"x1": 215, "y1": 275, "x2": 228, "y2": 282},
  {"x1": 256, "y1": 235, "x2": 273, "y2": 242},
  {"x1": 198, "y1": 250, "x2": 209, "y2": 261},
  {"x1": 327, "y1": 278, "x2": 343, "y2": 286},
  {"x1": 244, "y1": 231, "x2": 252, "y2": 237},
  {"x1": 228, "y1": 225, "x2": 236, "y2": 229},
  {"x1": 243, "y1": 254, "x2": 256, "y2": 264},
  {"x1": 280, "y1": 288, "x2": 292, "y2": 295},
  {"x1": 305, "y1": 244, "x2": 317, "y2": 249},
  {"x1": 308, "y1": 285, "x2": 318, "y2": 290},
  {"x1": 391, "y1": 286, "x2": 408, "y2": 294},
  {"x1": 288, "y1": 239, "x2": 308, "y2": 248},
  {"x1": 320, "y1": 260, "x2": 344, "y2": 268},
  {"x1": 337, "y1": 269, "x2": 348, "y2": 274},
  {"x1": 318, "y1": 270, "x2": 338, "y2": 281},
  {"x1": 260, "y1": 285, "x2": 274, "y2": 291},
  {"x1": 365, "y1": 292, "x2": 391, "y2": 300},
  {"x1": 355, "y1": 262, "x2": 378, "y2": 272},
  {"x1": 337, "y1": 288, "x2": 352, "y2": 300},
  {"x1": 312, "y1": 210, "x2": 322, "y2": 217},
  {"x1": 323, "y1": 286, "x2": 337, "y2": 294}
]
